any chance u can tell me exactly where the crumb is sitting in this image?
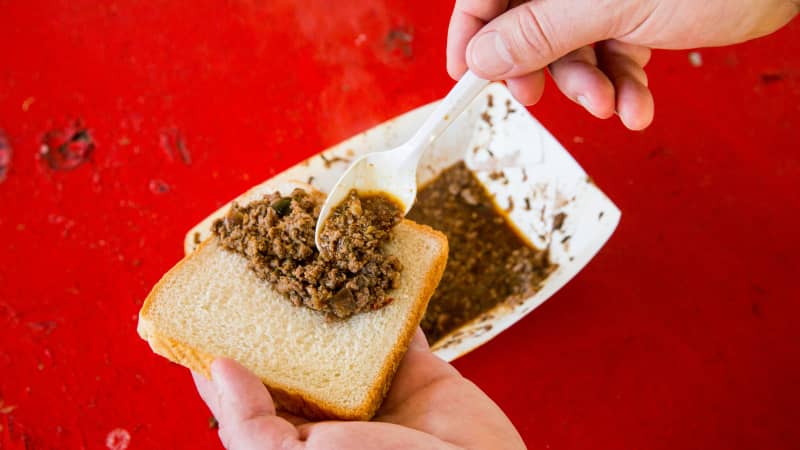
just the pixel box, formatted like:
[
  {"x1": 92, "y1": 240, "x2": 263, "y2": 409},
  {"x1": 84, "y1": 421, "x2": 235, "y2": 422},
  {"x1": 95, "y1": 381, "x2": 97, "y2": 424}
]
[
  {"x1": 193, "y1": 232, "x2": 202, "y2": 245},
  {"x1": 105, "y1": 428, "x2": 131, "y2": 450},
  {"x1": 488, "y1": 171, "x2": 506, "y2": 182},
  {"x1": 688, "y1": 51, "x2": 703, "y2": 67},
  {"x1": 480, "y1": 111, "x2": 492, "y2": 127},
  {"x1": 354, "y1": 34, "x2": 367, "y2": 46},
  {"x1": 553, "y1": 212, "x2": 566, "y2": 230},
  {"x1": 22, "y1": 96, "x2": 35, "y2": 112},
  {"x1": 320, "y1": 154, "x2": 350, "y2": 168},
  {"x1": 503, "y1": 99, "x2": 517, "y2": 119}
]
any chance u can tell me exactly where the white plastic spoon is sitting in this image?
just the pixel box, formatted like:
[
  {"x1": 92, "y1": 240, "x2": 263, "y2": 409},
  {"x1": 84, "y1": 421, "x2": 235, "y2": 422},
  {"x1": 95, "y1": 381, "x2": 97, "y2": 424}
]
[{"x1": 315, "y1": 70, "x2": 489, "y2": 250}]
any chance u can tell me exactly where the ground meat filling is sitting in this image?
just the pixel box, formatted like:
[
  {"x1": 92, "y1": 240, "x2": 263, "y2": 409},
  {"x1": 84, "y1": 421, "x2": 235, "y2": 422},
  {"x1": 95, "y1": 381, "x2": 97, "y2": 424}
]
[
  {"x1": 407, "y1": 161, "x2": 556, "y2": 344},
  {"x1": 212, "y1": 188, "x2": 403, "y2": 319}
]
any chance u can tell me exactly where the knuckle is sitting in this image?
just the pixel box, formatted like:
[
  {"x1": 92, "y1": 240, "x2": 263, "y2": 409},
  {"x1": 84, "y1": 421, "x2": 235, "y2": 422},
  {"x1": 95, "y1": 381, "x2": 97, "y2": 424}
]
[{"x1": 506, "y1": 4, "x2": 558, "y2": 66}]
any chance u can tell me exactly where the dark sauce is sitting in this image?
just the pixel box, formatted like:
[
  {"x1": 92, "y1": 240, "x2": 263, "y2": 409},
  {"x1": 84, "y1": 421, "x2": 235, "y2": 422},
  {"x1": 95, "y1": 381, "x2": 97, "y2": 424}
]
[{"x1": 407, "y1": 161, "x2": 556, "y2": 344}]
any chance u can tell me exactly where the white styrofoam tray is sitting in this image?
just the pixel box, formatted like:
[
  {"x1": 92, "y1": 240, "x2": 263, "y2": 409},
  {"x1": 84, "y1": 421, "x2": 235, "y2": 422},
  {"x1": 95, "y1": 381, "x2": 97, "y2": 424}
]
[{"x1": 184, "y1": 82, "x2": 620, "y2": 362}]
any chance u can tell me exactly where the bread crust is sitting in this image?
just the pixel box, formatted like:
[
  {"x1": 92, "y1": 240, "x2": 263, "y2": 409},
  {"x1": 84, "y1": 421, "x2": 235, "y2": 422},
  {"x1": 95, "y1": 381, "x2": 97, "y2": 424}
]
[
  {"x1": 138, "y1": 222, "x2": 447, "y2": 421},
  {"x1": 355, "y1": 221, "x2": 448, "y2": 419}
]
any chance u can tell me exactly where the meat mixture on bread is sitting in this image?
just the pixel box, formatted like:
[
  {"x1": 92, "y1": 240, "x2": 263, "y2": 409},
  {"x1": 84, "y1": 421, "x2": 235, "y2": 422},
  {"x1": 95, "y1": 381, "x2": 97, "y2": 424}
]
[{"x1": 213, "y1": 188, "x2": 402, "y2": 319}]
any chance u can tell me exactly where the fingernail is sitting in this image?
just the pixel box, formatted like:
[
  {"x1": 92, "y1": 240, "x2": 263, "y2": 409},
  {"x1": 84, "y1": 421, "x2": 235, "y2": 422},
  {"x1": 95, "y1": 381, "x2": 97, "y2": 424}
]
[
  {"x1": 469, "y1": 32, "x2": 513, "y2": 77},
  {"x1": 577, "y1": 95, "x2": 594, "y2": 114}
]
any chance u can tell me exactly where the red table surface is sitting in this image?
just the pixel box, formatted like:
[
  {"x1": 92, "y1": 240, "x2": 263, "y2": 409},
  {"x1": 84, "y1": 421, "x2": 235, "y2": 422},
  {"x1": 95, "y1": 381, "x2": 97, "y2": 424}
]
[{"x1": 1, "y1": 1, "x2": 799, "y2": 449}]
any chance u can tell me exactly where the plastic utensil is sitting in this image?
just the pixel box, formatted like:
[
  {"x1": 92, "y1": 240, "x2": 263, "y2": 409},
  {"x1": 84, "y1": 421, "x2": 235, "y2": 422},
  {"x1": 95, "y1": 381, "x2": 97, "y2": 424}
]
[{"x1": 314, "y1": 70, "x2": 489, "y2": 249}]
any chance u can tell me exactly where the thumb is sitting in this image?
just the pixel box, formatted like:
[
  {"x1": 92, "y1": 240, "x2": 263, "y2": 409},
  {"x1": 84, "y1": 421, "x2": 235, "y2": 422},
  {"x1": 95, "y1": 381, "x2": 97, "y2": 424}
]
[
  {"x1": 466, "y1": 0, "x2": 636, "y2": 79},
  {"x1": 211, "y1": 358, "x2": 301, "y2": 449}
]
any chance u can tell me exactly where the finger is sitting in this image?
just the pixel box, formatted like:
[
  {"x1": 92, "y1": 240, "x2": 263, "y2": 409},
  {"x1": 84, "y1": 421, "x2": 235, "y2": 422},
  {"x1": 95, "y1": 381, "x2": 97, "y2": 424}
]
[
  {"x1": 597, "y1": 42, "x2": 649, "y2": 87},
  {"x1": 409, "y1": 326, "x2": 431, "y2": 351},
  {"x1": 602, "y1": 39, "x2": 652, "y2": 67},
  {"x1": 299, "y1": 421, "x2": 458, "y2": 449},
  {"x1": 377, "y1": 328, "x2": 461, "y2": 415},
  {"x1": 505, "y1": 70, "x2": 546, "y2": 106},
  {"x1": 374, "y1": 330, "x2": 526, "y2": 450},
  {"x1": 596, "y1": 41, "x2": 655, "y2": 129},
  {"x1": 614, "y1": 76, "x2": 654, "y2": 130},
  {"x1": 548, "y1": 46, "x2": 615, "y2": 119},
  {"x1": 277, "y1": 410, "x2": 310, "y2": 427},
  {"x1": 211, "y1": 358, "x2": 302, "y2": 449},
  {"x1": 466, "y1": 0, "x2": 636, "y2": 79},
  {"x1": 212, "y1": 358, "x2": 276, "y2": 419},
  {"x1": 192, "y1": 370, "x2": 222, "y2": 420},
  {"x1": 447, "y1": 0, "x2": 509, "y2": 79}
]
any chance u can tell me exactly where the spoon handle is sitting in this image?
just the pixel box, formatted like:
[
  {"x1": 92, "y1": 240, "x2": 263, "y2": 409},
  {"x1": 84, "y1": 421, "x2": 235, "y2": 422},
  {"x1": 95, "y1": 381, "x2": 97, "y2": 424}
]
[{"x1": 404, "y1": 70, "x2": 490, "y2": 162}]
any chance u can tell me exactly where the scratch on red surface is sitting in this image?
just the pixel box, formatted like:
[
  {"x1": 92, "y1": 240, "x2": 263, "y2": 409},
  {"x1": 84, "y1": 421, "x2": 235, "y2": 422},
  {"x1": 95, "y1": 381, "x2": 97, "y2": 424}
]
[
  {"x1": 1, "y1": 410, "x2": 27, "y2": 450},
  {"x1": 0, "y1": 130, "x2": 11, "y2": 183},
  {"x1": 159, "y1": 127, "x2": 191, "y2": 165},
  {"x1": 384, "y1": 26, "x2": 414, "y2": 58},
  {"x1": 39, "y1": 120, "x2": 95, "y2": 171},
  {"x1": 26, "y1": 321, "x2": 58, "y2": 335},
  {"x1": 0, "y1": 302, "x2": 20, "y2": 324},
  {"x1": 148, "y1": 179, "x2": 171, "y2": 194}
]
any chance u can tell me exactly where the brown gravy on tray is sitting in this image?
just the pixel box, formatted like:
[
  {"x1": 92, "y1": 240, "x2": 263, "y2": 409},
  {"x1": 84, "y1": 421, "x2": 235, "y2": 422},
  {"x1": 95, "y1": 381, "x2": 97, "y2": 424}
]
[{"x1": 407, "y1": 161, "x2": 556, "y2": 345}]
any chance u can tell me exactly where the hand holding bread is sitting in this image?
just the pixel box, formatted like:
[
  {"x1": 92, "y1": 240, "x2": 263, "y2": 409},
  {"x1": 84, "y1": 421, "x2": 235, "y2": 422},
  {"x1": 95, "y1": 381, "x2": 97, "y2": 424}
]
[
  {"x1": 138, "y1": 181, "x2": 449, "y2": 419},
  {"x1": 192, "y1": 329, "x2": 525, "y2": 450}
]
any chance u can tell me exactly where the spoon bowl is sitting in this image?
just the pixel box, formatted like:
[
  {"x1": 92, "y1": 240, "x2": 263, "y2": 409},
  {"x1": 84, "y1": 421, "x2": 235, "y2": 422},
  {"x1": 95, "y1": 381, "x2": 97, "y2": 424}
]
[{"x1": 315, "y1": 71, "x2": 489, "y2": 250}]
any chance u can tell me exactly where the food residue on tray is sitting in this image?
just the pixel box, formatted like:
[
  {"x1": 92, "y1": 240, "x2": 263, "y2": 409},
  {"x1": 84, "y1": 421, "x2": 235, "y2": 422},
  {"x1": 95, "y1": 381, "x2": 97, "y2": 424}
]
[
  {"x1": 213, "y1": 188, "x2": 403, "y2": 319},
  {"x1": 407, "y1": 161, "x2": 556, "y2": 344}
]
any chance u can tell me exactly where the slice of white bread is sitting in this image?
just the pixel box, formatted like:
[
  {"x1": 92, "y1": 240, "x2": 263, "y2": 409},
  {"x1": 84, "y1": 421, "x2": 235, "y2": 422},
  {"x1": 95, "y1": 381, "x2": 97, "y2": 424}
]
[{"x1": 138, "y1": 181, "x2": 448, "y2": 420}]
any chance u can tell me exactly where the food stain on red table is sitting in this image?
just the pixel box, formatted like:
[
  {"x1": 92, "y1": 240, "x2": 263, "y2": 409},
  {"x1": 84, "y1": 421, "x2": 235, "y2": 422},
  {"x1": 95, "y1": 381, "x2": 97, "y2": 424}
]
[{"x1": 1, "y1": 1, "x2": 799, "y2": 449}]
